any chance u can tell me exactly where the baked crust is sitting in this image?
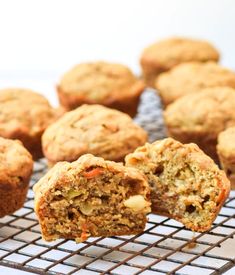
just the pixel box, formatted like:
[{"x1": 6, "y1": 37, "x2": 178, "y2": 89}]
[
  {"x1": 155, "y1": 62, "x2": 235, "y2": 106},
  {"x1": 33, "y1": 154, "x2": 151, "y2": 242},
  {"x1": 0, "y1": 137, "x2": 33, "y2": 217},
  {"x1": 166, "y1": 127, "x2": 218, "y2": 163},
  {"x1": 0, "y1": 88, "x2": 56, "y2": 159},
  {"x1": 164, "y1": 87, "x2": 235, "y2": 161},
  {"x1": 42, "y1": 104, "x2": 148, "y2": 165},
  {"x1": 217, "y1": 127, "x2": 235, "y2": 188},
  {"x1": 140, "y1": 37, "x2": 219, "y2": 87},
  {"x1": 57, "y1": 62, "x2": 145, "y2": 117},
  {"x1": 125, "y1": 138, "x2": 230, "y2": 232}
]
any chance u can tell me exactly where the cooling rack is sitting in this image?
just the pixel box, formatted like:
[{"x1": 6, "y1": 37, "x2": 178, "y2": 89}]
[{"x1": 0, "y1": 90, "x2": 235, "y2": 275}]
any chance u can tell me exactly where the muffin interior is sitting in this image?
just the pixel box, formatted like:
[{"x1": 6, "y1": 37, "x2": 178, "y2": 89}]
[
  {"x1": 38, "y1": 165, "x2": 150, "y2": 242},
  {"x1": 127, "y1": 145, "x2": 222, "y2": 231}
]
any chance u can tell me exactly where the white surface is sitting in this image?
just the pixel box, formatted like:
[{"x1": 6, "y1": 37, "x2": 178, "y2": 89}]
[
  {"x1": 0, "y1": 0, "x2": 234, "y2": 87},
  {"x1": 0, "y1": 0, "x2": 234, "y2": 106},
  {"x1": 0, "y1": 266, "x2": 32, "y2": 274},
  {"x1": 225, "y1": 266, "x2": 235, "y2": 275}
]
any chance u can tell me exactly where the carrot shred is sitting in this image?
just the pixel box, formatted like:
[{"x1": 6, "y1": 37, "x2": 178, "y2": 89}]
[
  {"x1": 81, "y1": 232, "x2": 89, "y2": 242},
  {"x1": 81, "y1": 223, "x2": 89, "y2": 242},
  {"x1": 83, "y1": 167, "x2": 103, "y2": 179}
]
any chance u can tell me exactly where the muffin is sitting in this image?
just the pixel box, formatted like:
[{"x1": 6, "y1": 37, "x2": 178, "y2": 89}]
[
  {"x1": 42, "y1": 104, "x2": 148, "y2": 166},
  {"x1": 0, "y1": 137, "x2": 33, "y2": 217},
  {"x1": 217, "y1": 127, "x2": 235, "y2": 189},
  {"x1": 164, "y1": 87, "x2": 235, "y2": 161},
  {"x1": 125, "y1": 138, "x2": 230, "y2": 232},
  {"x1": 57, "y1": 61, "x2": 145, "y2": 117},
  {"x1": 0, "y1": 88, "x2": 56, "y2": 159},
  {"x1": 33, "y1": 154, "x2": 151, "y2": 242},
  {"x1": 140, "y1": 37, "x2": 219, "y2": 87},
  {"x1": 156, "y1": 62, "x2": 235, "y2": 106}
]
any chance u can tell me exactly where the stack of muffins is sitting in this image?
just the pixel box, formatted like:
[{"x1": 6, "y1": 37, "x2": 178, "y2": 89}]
[
  {"x1": 0, "y1": 36, "x2": 234, "y2": 243},
  {"x1": 140, "y1": 37, "x2": 235, "y2": 185}
]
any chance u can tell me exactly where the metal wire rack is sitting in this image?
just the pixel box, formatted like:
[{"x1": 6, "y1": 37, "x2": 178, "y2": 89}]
[{"x1": 0, "y1": 90, "x2": 235, "y2": 275}]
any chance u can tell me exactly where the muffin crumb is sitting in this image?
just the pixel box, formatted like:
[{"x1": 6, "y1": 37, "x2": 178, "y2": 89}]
[
  {"x1": 33, "y1": 154, "x2": 151, "y2": 242},
  {"x1": 125, "y1": 138, "x2": 230, "y2": 232}
]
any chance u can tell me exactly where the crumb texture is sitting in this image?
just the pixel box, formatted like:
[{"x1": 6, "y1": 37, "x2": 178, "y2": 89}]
[
  {"x1": 42, "y1": 104, "x2": 148, "y2": 164},
  {"x1": 33, "y1": 154, "x2": 151, "y2": 242},
  {"x1": 156, "y1": 62, "x2": 235, "y2": 105},
  {"x1": 125, "y1": 138, "x2": 230, "y2": 232}
]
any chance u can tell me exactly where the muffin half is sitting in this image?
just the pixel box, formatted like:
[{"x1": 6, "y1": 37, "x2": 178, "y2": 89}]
[
  {"x1": 57, "y1": 61, "x2": 145, "y2": 117},
  {"x1": 33, "y1": 154, "x2": 151, "y2": 242},
  {"x1": 125, "y1": 138, "x2": 230, "y2": 232}
]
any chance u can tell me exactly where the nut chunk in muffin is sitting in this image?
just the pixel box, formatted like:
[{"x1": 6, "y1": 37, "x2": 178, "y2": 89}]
[
  {"x1": 42, "y1": 104, "x2": 148, "y2": 165},
  {"x1": 0, "y1": 137, "x2": 33, "y2": 217},
  {"x1": 125, "y1": 138, "x2": 230, "y2": 232},
  {"x1": 0, "y1": 88, "x2": 56, "y2": 159},
  {"x1": 217, "y1": 127, "x2": 235, "y2": 189},
  {"x1": 33, "y1": 154, "x2": 151, "y2": 242},
  {"x1": 164, "y1": 87, "x2": 235, "y2": 162},
  {"x1": 140, "y1": 37, "x2": 219, "y2": 87},
  {"x1": 57, "y1": 61, "x2": 145, "y2": 117}
]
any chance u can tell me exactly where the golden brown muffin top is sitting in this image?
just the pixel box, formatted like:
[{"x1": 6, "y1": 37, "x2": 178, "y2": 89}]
[
  {"x1": 156, "y1": 62, "x2": 235, "y2": 105},
  {"x1": 0, "y1": 137, "x2": 33, "y2": 186},
  {"x1": 140, "y1": 37, "x2": 219, "y2": 70},
  {"x1": 58, "y1": 61, "x2": 144, "y2": 102},
  {"x1": 164, "y1": 87, "x2": 235, "y2": 136},
  {"x1": 42, "y1": 104, "x2": 148, "y2": 164},
  {"x1": 126, "y1": 138, "x2": 228, "y2": 180},
  {"x1": 217, "y1": 127, "x2": 235, "y2": 159},
  {"x1": 0, "y1": 88, "x2": 56, "y2": 138}
]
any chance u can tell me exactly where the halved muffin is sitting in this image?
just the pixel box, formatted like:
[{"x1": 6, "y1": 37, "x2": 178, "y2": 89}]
[
  {"x1": 33, "y1": 154, "x2": 151, "y2": 242},
  {"x1": 125, "y1": 138, "x2": 230, "y2": 232}
]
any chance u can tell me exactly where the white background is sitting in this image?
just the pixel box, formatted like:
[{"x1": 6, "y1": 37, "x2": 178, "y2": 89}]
[{"x1": 0, "y1": 0, "x2": 234, "y2": 105}]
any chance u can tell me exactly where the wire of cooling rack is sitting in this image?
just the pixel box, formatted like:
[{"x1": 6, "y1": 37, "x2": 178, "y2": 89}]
[{"x1": 0, "y1": 90, "x2": 234, "y2": 275}]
